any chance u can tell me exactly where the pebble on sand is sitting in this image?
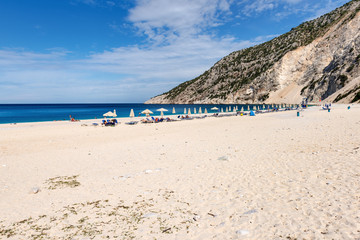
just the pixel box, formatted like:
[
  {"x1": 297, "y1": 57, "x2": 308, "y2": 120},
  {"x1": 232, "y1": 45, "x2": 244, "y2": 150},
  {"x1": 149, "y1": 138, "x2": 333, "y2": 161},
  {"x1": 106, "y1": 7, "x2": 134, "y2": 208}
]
[
  {"x1": 236, "y1": 230, "x2": 249, "y2": 235},
  {"x1": 30, "y1": 187, "x2": 40, "y2": 194},
  {"x1": 217, "y1": 156, "x2": 229, "y2": 161}
]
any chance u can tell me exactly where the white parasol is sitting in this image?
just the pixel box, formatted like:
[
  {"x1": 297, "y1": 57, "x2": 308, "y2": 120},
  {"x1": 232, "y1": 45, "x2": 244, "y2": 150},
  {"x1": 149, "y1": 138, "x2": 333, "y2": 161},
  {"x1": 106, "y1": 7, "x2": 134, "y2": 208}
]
[
  {"x1": 103, "y1": 109, "x2": 117, "y2": 118},
  {"x1": 141, "y1": 109, "x2": 153, "y2": 117},
  {"x1": 156, "y1": 108, "x2": 168, "y2": 118},
  {"x1": 130, "y1": 109, "x2": 135, "y2": 118}
]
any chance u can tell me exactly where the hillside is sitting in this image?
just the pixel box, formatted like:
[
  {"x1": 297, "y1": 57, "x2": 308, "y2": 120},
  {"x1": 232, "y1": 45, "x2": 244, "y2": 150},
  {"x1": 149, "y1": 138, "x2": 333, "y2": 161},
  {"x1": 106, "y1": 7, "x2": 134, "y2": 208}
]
[{"x1": 146, "y1": 0, "x2": 360, "y2": 104}]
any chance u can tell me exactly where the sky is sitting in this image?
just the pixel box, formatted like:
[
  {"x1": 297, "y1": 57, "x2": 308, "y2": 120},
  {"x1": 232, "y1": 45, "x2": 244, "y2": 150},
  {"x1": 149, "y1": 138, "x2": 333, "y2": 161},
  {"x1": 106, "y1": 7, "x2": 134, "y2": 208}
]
[{"x1": 0, "y1": 0, "x2": 350, "y2": 103}]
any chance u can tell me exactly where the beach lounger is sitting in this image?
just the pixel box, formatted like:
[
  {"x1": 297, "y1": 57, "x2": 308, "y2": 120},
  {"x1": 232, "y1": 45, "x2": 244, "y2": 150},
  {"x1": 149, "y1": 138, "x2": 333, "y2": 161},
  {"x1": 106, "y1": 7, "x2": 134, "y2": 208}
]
[
  {"x1": 141, "y1": 118, "x2": 154, "y2": 123},
  {"x1": 125, "y1": 121, "x2": 138, "y2": 125}
]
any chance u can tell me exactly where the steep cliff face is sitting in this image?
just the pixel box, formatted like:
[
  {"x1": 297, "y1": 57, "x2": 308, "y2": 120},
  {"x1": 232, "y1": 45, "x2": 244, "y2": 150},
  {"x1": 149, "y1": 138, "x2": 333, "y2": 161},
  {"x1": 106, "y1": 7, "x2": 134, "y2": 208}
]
[{"x1": 146, "y1": 0, "x2": 360, "y2": 104}]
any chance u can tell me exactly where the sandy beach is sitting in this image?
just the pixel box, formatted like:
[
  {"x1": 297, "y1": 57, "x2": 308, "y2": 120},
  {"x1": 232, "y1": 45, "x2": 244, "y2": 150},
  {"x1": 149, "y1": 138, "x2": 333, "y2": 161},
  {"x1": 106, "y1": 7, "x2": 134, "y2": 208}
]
[{"x1": 0, "y1": 104, "x2": 359, "y2": 239}]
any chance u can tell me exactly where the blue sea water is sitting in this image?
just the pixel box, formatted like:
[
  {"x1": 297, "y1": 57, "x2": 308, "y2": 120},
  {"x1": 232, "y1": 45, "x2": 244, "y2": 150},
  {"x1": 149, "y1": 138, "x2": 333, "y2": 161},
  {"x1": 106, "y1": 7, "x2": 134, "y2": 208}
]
[{"x1": 0, "y1": 103, "x2": 266, "y2": 124}]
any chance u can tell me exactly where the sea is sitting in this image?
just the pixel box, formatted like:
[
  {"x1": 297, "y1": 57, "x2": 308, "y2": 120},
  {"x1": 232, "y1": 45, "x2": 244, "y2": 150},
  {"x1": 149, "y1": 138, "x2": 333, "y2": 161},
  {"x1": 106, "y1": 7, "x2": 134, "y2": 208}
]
[{"x1": 0, "y1": 103, "x2": 268, "y2": 124}]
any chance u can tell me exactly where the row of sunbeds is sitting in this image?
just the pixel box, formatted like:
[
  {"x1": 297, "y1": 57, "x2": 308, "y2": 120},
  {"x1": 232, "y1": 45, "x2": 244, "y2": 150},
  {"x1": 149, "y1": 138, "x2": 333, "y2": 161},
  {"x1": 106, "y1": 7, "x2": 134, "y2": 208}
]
[{"x1": 101, "y1": 107, "x2": 298, "y2": 126}]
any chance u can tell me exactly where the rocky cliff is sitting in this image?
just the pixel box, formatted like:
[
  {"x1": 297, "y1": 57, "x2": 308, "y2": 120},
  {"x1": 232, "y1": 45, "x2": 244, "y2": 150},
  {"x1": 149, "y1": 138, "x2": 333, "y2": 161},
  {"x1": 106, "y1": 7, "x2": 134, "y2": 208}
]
[{"x1": 146, "y1": 0, "x2": 360, "y2": 104}]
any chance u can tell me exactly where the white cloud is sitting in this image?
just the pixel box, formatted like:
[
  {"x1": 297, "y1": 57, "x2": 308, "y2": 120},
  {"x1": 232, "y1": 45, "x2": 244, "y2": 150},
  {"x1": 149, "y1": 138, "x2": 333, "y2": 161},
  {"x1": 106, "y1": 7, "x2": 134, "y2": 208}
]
[
  {"x1": 240, "y1": 0, "x2": 349, "y2": 21},
  {"x1": 128, "y1": 0, "x2": 232, "y2": 43},
  {"x1": 0, "y1": 34, "x2": 266, "y2": 103},
  {"x1": 106, "y1": 1, "x2": 115, "y2": 7},
  {"x1": 83, "y1": 36, "x2": 252, "y2": 79},
  {"x1": 242, "y1": 0, "x2": 277, "y2": 15}
]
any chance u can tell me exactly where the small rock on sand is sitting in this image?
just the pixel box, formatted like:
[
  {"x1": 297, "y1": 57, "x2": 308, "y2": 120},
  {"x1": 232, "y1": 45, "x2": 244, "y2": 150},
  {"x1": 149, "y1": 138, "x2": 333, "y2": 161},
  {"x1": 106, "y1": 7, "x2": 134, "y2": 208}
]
[
  {"x1": 243, "y1": 209, "x2": 257, "y2": 215},
  {"x1": 236, "y1": 230, "x2": 249, "y2": 235},
  {"x1": 217, "y1": 156, "x2": 229, "y2": 161},
  {"x1": 30, "y1": 187, "x2": 40, "y2": 194}
]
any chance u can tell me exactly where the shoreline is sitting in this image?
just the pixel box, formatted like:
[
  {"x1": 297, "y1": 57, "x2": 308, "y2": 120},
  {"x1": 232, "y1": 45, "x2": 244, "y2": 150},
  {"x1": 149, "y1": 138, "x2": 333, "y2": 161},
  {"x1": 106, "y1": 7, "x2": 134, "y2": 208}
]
[
  {"x1": 0, "y1": 104, "x2": 314, "y2": 126},
  {"x1": 0, "y1": 103, "x2": 308, "y2": 125}
]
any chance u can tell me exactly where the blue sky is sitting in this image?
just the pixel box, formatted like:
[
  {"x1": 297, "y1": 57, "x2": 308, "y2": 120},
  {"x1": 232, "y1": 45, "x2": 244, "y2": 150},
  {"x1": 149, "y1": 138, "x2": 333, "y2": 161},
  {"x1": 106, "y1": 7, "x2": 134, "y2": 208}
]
[{"x1": 0, "y1": 0, "x2": 350, "y2": 103}]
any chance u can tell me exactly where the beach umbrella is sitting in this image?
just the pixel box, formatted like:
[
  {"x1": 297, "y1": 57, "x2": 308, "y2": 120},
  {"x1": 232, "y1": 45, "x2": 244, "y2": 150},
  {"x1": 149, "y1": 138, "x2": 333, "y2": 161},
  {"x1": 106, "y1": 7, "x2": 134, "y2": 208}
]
[
  {"x1": 233, "y1": 107, "x2": 237, "y2": 112},
  {"x1": 241, "y1": 106, "x2": 244, "y2": 112},
  {"x1": 103, "y1": 111, "x2": 113, "y2": 117},
  {"x1": 172, "y1": 107, "x2": 176, "y2": 114},
  {"x1": 194, "y1": 108, "x2": 197, "y2": 114},
  {"x1": 211, "y1": 107, "x2": 218, "y2": 111},
  {"x1": 188, "y1": 108, "x2": 191, "y2": 115},
  {"x1": 204, "y1": 108, "x2": 208, "y2": 114},
  {"x1": 156, "y1": 108, "x2": 168, "y2": 117},
  {"x1": 103, "y1": 109, "x2": 117, "y2": 118},
  {"x1": 184, "y1": 108, "x2": 187, "y2": 114},
  {"x1": 141, "y1": 109, "x2": 153, "y2": 117},
  {"x1": 263, "y1": 104, "x2": 265, "y2": 110},
  {"x1": 199, "y1": 107, "x2": 202, "y2": 114},
  {"x1": 130, "y1": 109, "x2": 135, "y2": 118},
  {"x1": 221, "y1": 108, "x2": 224, "y2": 112}
]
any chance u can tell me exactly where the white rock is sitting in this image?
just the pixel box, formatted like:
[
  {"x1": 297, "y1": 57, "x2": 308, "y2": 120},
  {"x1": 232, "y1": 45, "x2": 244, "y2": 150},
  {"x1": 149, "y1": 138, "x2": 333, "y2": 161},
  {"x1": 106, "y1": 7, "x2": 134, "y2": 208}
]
[
  {"x1": 30, "y1": 187, "x2": 40, "y2": 194},
  {"x1": 217, "y1": 156, "x2": 229, "y2": 161},
  {"x1": 236, "y1": 230, "x2": 249, "y2": 235}
]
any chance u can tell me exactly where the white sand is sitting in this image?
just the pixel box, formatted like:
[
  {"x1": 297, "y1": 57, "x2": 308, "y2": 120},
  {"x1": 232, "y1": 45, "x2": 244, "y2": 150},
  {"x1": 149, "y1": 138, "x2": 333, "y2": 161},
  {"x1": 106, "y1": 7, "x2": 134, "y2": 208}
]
[{"x1": 0, "y1": 104, "x2": 359, "y2": 239}]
